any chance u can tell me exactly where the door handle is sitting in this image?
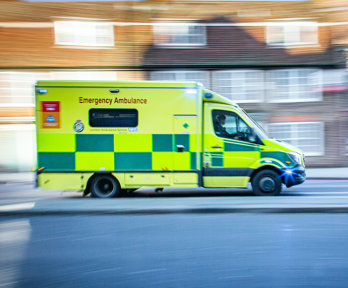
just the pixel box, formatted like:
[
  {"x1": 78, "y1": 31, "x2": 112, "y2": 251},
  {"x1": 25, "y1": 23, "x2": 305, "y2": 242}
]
[
  {"x1": 211, "y1": 145, "x2": 222, "y2": 149},
  {"x1": 176, "y1": 145, "x2": 185, "y2": 152}
]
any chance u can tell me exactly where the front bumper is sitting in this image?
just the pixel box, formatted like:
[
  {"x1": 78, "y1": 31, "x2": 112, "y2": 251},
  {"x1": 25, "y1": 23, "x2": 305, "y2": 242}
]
[{"x1": 281, "y1": 165, "x2": 306, "y2": 188}]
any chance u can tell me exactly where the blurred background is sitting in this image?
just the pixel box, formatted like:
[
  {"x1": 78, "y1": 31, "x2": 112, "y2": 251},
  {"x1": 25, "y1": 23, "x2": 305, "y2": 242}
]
[{"x1": 0, "y1": 0, "x2": 347, "y2": 171}]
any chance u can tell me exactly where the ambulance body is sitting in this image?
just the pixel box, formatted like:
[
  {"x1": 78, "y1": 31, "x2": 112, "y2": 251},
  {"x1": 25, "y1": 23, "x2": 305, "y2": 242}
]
[{"x1": 35, "y1": 80, "x2": 305, "y2": 197}]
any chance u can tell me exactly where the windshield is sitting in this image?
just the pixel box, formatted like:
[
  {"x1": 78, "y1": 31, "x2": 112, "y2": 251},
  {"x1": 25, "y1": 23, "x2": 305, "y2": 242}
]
[{"x1": 240, "y1": 109, "x2": 269, "y2": 140}]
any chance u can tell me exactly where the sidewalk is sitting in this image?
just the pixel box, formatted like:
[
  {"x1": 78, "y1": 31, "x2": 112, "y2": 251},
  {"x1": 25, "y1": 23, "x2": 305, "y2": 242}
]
[
  {"x1": 0, "y1": 172, "x2": 35, "y2": 183},
  {"x1": 0, "y1": 168, "x2": 347, "y2": 183},
  {"x1": 306, "y1": 167, "x2": 348, "y2": 179}
]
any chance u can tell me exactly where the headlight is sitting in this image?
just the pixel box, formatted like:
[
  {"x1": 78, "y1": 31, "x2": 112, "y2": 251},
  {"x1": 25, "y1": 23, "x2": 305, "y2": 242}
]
[{"x1": 288, "y1": 152, "x2": 302, "y2": 165}]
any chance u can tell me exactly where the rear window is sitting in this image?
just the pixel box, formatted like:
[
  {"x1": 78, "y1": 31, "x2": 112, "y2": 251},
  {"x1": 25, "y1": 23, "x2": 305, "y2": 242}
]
[{"x1": 89, "y1": 108, "x2": 138, "y2": 127}]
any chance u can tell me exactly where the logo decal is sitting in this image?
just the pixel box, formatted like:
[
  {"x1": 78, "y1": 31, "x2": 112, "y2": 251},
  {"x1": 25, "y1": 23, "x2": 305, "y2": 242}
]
[
  {"x1": 45, "y1": 115, "x2": 56, "y2": 123},
  {"x1": 73, "y1": 119, "x2": 84, "y2": 133},
  {"x1": 42, "y1": 101, "x2": 60, "y2": 128}
]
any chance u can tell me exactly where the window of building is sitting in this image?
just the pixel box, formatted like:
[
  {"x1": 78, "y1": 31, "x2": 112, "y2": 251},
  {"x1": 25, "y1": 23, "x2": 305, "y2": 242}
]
[
  {"x1": 0, "y1": 124, "x2": 36, "y2": 172},
  {"x1": 267, "y1": 122, "x2": 324, "y2": 156},
  {"x1": 267, "y1": 69, "x2": 322, "y2": 102},
  {"x1": 150, "y1": 71, "x2": 210, "y2": 88},
  {"x1": 51, "y1": 71, "x2": 117, "y2": 80},
  {"x1": 266, "y1": 22, "x2": 318, "y2": 47},
  {"x1": 54, "y1": 21, "x2": 114, "y2": 47},
  {"x1": 212, "y1": 70, "x2": 264, "y2": 103},
  {"x1": 320, "y1": 70, "x2": 348, "y2": 93},
  {"x1": 153, "y1": 23, "x2": 206, "y2": 47},
  {"x1": 89, "y1": 109, "x2": 138, "y2": 127},
  {"x1": 0, "y1": 72, "x2": 51, "y2": 106},
  {"x1": 322, "y1": 69, "x2": 348, "y2": 86},
  {"x1": 0, "y1": 70, "x2": 118, "y2": 106}
]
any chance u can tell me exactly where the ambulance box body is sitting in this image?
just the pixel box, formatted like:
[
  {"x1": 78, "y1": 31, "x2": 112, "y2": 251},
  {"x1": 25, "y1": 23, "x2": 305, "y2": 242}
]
[{"x1": 35, "y1": 80, "x2": 305, "y2": 197}]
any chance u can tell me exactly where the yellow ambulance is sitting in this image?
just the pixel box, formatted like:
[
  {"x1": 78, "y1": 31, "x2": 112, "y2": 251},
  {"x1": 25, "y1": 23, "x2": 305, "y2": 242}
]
[{"x1": 35, "y1": 80, "x2": 305, "y2": 197}]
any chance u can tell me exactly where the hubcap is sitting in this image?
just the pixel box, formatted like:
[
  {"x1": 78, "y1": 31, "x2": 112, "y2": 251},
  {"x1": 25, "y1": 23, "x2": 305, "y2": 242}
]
[
  {"x1": 259, "y1": 177, "x2": 275, "y2": 192},
  {"x1": 97, "y1": 178, "x2": 114, "y2": 195}
]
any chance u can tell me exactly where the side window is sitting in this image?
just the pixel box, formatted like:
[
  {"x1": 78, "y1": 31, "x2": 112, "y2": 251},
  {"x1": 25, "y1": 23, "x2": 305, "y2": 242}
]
[
  {"x1": 212, "y1": 109, "x2": 256, "y2": 143},
  {"x1": 223, "y1": 113, "x2": 238, "y2": 136},
  {"x1": 238, "y1": 118, "x2": 249, "y2": 134}
]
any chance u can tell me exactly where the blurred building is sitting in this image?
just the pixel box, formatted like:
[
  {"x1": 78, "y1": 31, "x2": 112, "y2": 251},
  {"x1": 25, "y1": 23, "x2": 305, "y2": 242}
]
[{"x1": 0, "y1": 0, "x2": 347, "y2": 170}]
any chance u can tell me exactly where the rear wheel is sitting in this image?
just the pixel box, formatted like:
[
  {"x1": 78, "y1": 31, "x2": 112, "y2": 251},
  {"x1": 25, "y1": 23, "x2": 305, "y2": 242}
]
[
  {"x1": 90, "y1": 174, "x2": 121, "y2": 198},
  {"x1": 251, "y1": 170, "x2": 282, "y2": 196}
]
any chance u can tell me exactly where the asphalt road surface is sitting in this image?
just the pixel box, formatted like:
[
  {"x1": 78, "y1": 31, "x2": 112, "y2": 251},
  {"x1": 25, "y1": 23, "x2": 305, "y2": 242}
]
[
  {"x1": 2, "y1": 213, "x2": 348, "y2": 288},
  {"x1": 1, "y1": 180, "x2": 348, "y2": 287}
]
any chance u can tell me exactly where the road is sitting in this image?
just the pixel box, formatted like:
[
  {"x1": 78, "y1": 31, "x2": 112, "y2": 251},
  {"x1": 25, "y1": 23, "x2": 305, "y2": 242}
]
[
  {"x1": 2, "y1": 213, "x2": 348, "y2": 288},
  {"x1": 1, "y1": 180, "x2": 348, "y2": 287}
]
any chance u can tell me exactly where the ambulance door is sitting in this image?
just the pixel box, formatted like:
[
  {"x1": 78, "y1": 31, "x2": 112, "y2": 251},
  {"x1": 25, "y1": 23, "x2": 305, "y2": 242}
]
[
  {"x1": 203, "y1": 104, "x2": 260, "y2": 188},
  {"x1": 173, "y1": 115, "x2": 199, "y2": 184}
]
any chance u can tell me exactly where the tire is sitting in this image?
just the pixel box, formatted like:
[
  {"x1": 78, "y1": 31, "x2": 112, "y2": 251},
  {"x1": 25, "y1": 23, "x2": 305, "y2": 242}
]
[
  {"x1": 251, "y1": 169, "x2": 282, "y2": 196},
  {"x1": 90, "y1": 174, "x2": 121, "y2": 198}
]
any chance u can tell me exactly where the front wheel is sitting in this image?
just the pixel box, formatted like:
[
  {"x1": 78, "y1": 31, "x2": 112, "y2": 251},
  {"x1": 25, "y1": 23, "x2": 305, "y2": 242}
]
[
  {"x1": 90, "y1": 174, "x2": 121, "y2": 198},
  {"x1": 251, "y1": 170, "x2": 282, "y2": 196}
]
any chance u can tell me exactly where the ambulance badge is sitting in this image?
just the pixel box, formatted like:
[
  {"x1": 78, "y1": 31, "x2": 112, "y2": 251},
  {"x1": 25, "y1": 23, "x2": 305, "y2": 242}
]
[{"x1": 73, "y1": 119, "x2": 84, "y2": 133}]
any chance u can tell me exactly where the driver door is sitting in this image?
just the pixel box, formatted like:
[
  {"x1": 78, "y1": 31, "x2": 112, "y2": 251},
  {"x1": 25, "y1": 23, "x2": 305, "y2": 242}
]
[{"x1": 203, "y1": 104, "x2": 261, "y2": 188}]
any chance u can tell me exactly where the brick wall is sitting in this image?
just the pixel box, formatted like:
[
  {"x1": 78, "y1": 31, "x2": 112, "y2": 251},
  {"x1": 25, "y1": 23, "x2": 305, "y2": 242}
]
[{"x1": 0, "y1": 0, "x2": 342, "y2": 69}]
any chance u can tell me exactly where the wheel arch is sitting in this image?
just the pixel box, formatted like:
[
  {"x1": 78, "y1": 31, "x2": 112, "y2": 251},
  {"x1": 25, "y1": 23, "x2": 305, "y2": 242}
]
[
  {"x1": 250, "y1": 165, "x2": 282, "y2": 183},
  {"x1": 83, "y1": 172, "x2": 121, "y2": 197}
]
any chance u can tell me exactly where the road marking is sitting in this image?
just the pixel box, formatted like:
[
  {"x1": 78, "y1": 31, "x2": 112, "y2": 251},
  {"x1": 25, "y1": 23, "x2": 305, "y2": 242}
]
[
  {"x1": 82, "y1": 267, "x2": 122, "y2": 275},
  {"x1": 0, "y1": 202, "x2": 35, "y2": 212},
  {"x1": 127, "y1": 268, "x2": 167, "y2": 275},
  {"x1": 218, "y1": 275, "x2": 252, "y2": 279}
]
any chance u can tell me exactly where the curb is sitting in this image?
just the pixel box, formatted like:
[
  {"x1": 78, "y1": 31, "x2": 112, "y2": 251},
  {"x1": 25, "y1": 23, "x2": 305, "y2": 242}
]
[{"x1": 3, "y1": 206, "x2": 348, "y2": 216}]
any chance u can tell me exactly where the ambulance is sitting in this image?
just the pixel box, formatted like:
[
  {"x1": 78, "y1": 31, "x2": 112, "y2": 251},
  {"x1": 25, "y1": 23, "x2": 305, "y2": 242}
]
[{"x1": 35, "y1": 80, "x2": 305, "y2": 197}]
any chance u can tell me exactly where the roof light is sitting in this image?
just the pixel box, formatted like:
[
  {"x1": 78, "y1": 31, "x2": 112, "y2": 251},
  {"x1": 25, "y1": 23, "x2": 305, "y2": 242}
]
[
  {"x1": 204, "y1": 92, "x2": 213, "y2": 99},
  {"x1": 37, "y1": 89, "x2": 48, "y2": 94},
  {"x1": 185, "y1": 89, "x2": 197, "y2": 95}
]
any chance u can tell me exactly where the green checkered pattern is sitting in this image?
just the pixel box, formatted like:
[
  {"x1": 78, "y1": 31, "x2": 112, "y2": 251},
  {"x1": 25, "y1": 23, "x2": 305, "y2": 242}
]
[
  {"x1": 37, "y1": 133, "x2": 199, "y2": 172},
  {"x1": 205, "y1": 139, "x2": 295, "y2": 167}
]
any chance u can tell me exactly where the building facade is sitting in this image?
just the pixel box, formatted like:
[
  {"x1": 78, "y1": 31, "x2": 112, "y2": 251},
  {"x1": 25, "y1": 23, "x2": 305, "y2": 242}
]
[{"x1": 0, "y1": 0, "x2": 347, "y2": 170}]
